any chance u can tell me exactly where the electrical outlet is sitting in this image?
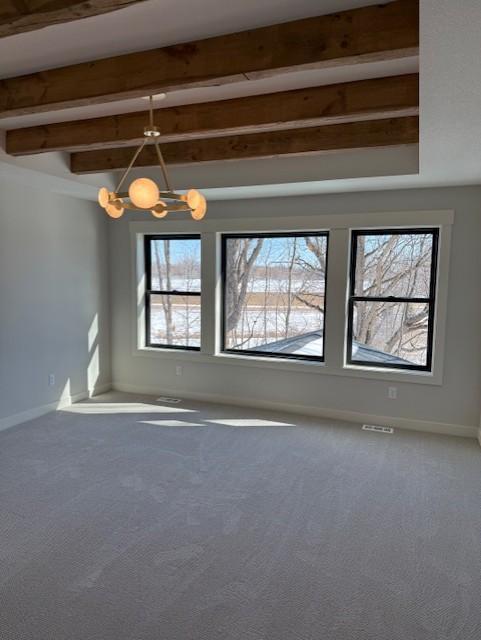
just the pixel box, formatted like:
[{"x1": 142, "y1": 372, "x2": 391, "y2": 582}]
[
  {"x1": 388, "y1": 386, "x2": 397, "y2": 399},
  {"x1": 48, "y1": 373, "x2": 55, "y2": 387},
  {"x1": 176, "y1": 365, "x2": 183, "y2": 377}
]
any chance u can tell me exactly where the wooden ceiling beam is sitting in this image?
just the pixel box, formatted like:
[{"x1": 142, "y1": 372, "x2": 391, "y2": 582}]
[
  {"x1": 70, "y1": 116, "x2": 419, "y2": 174},
  {"x1": 0, "y1": 0, "x2": 419, "y2": 118},
  {"x1": 6, "y1": 74, "x2": 419, "y2": 156},
  {"x1": 0, "y1": 1, "x2": 146, "y2": 38}
]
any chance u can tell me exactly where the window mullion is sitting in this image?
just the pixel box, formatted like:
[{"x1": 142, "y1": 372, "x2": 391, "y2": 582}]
[
  {"x1": 145, "y1": 290, "x2": 152, "y2": 347},
  {"x1": 148, "y1": 290, "x2": 201, "y2": 296},
  {"x1": 200, "y1": 232, "x2": 217, "y2": 356},
  {"x1": 324, "y1": 228, "x2": 350, "y2": 370},
  {"x1": 350, "y1": 296, "x2": 432, "y2": 304}
]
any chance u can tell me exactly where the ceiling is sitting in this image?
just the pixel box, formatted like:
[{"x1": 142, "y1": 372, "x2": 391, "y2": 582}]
[
  {"x1": 0, "y1": 58, "x2": 417, "y2": 131},
  {"x1": 0, "y1": 0, "x2": 386, "y2": 78},
  {"x1": 1, "y1": 0, "x2": 480, "y2": 201},
  {"x1": 0, "y1": 0, "x2": 400, "y2": 131}
]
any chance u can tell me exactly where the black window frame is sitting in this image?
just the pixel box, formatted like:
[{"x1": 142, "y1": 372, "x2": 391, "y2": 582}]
[
  {"x1": 346, "y1": 227, "x2": 439, "y2": 372},
  {"x1": 144, "y1": 234, "x2": 201, "y2": 351},
  {"x1": 221, "y1": 230, "x2": 329, "y2": 363}
]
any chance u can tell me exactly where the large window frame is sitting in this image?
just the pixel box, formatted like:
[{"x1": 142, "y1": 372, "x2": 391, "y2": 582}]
[
  {"x1": 144, "y1": 234, "x2": 201, "y2": 351},
  {"x1": 346, "y1": 227, "x2": 440, "y2": 372},
  {"x1": 221, "y1": 231, "x2": 329, "y2": 363},
  {"x1": 133, "y1": 210, "x2": 452, "y2": 386}
]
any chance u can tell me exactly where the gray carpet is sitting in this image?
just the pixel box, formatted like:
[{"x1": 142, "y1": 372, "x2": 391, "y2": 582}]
[{"x1": 0, "y1": 392, "x2": 480, "y2": 640}]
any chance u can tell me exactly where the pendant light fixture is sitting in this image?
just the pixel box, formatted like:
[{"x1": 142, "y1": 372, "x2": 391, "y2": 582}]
[{"x1": 97, "y1": 96, "x2": 207, "y2": 221}]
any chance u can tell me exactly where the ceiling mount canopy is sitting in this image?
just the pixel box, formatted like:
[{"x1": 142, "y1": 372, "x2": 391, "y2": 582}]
[{"x1": 97, "y1": 96, "x2": 207, "y2": 220}]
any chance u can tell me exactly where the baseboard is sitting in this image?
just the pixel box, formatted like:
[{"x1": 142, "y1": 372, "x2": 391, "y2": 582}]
[
  {"x1": 113, "y1": 381, "x2": 479, "y2": 440},
  {"x1": 0, "y1": 382, "x2": 112, "y2": 434},
  {"x1": 88, "y1": 382, "x2": 113, "y2": 397}
]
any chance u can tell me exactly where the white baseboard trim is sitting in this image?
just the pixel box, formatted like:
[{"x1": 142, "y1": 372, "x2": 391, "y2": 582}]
[
  {"x1": 0, "y1": 383, "x2": 112, "y2": 434},
  {"x1": 0, "y1": 400, "x2": 63, "y2": 433},
  {"x1": 113, "y1": 381, "x2": 479, "y2": 440},
  {"x1": 88, "y1": 382, "x2": 113, "y2": 397}
]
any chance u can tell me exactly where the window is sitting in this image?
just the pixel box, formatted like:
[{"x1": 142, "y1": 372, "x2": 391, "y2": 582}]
[
  {"x1": 347, "y1": 228, "x2": 439, "y2": 371},
  {"x1": 145, "y1": 235, "x2": 201, "y2": 350},
  {"x1": 222, "y1": 232, "x2": 329, "y2": 361},
  {"x1": 137, "y1": 213, "x2": 450, "y2": 383}
]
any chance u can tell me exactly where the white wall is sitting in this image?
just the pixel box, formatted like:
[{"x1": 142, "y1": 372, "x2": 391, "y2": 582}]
[
  {"x1": 0, "y1": 177, "x2": 111, "y2": 427},
  {"x1": 109, "y1": 186, "x2": 481, "y2": 437}
]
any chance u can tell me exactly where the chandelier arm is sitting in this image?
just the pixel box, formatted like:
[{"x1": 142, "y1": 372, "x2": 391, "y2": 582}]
[
  {"x1": 154, "y1": 140, "x2": 173, "y2": 193},
  {"x1": 119, "y1": 202, "x2": 141, "y2": 210},
  {"x1": 164, "y1": 204, "x2": 192, "y2": 212},
  {"x1": 159, "y1": 191, "x2": 186, "y2": 201},
  {"x1": 118, "y1": 202, "x2": 189, "y2": 212},
  {"x1": 115, "y1": 138, "x2": 148, "y2": 193},
  {"x1": 116, "y1": 190, "x2": 185, "y2": 201}
]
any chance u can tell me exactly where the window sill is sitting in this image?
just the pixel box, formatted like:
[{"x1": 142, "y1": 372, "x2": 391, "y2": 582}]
[
  {"x1": 134, "y1": 347, "x2": 442, "y2": 386},
  {"x1": 341, "y1": 363, "x2": 440, "y2": 385},
  {"x1": 136, "y1": 346, "x2": 210, "y2": 361}
]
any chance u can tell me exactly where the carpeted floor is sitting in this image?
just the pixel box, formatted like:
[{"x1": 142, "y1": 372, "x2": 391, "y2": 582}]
[{"x1": 0, "y1": 392, "x2": 480, "y2": 640}]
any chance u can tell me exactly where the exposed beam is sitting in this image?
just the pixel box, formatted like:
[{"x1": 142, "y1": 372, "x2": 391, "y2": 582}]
[
  {"x1": 0, "y1": 1, "x2": 146, "y2": 38},
  {"x1": 0, "y1": 0, "x2": 419, "y2": 118},
  {"x1": 71, "y1": 116, "x2": 419, "y2": 174},
  {"x1": 7, "y1": 74, "x2": 419, "y2": 156}
]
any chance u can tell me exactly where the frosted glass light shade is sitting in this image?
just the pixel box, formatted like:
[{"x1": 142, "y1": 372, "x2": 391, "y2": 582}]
[
  {"x1": 98, "y1": 187, "x2": 110, "y2": 208},
  {"x1": 129, "y1": 178, "x2": 159, "y2": 209},
  {"x1": 151, "y1": 201, "x2": 168, "y2": 219},
  {"x1": 191, "y1": 193, "x2": 207, "y2": 220},
  {"x1": 106, "y1": 198, "x2": 124, "y2": 219}
]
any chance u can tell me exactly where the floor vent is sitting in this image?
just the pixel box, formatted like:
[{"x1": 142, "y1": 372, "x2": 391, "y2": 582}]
[
  {"x1": 156, "y1": 396, "x2": 182, "y2": 404},
  {"x1": 362, "y1": 424, "x2": 394, "y2": 434}
]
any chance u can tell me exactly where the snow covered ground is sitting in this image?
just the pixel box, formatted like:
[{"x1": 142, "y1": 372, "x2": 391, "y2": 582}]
[
  {"x1": 149, "y1": 300, "x2": 426, "y2": 365},
  {"x1": 150, "y1": 301, "x2": 323, "y2": 352}
]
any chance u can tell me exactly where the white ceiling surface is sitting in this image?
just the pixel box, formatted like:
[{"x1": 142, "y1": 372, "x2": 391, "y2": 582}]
[
  {"x1": 0, "y1": 0, "x2": 398, "y2": 130},
  {"x1": 0, "y1": 0, "x2": 385, "y2": 78},
  {"x1": 1, "y1": 0, "x2": 481, "y2": 200}
]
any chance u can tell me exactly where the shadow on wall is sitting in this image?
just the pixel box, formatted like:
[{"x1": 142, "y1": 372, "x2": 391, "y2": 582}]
[
  {"x1": 0, "y1": 184, "x2": 112, "y2": 428},
  {"x1": 54, "y1": 312, "x2": 105, "y2": 411},
  {"x1": 0, "y1": 307, "x2": 109, "y2": 428}
]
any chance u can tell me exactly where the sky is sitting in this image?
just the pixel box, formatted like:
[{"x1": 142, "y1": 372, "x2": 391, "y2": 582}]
[
  {"x1": 151, "y1": 235, "x2": 328, "y2": 270},
  {"x1": 151, "y1": 238, "x2": 200, "y2": 265},
  {"x1": 227, "y1": 235, "x2": 327, "y2": 267}
]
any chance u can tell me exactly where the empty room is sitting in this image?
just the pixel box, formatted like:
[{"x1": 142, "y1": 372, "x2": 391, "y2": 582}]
[{"x1": 1, "y1": 0, "x2": 480, "y2": 638}]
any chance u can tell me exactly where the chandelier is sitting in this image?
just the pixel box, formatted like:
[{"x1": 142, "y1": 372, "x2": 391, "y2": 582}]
[{"x1": 97, "y1": 96, "x2": 207, "y2": 220}]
